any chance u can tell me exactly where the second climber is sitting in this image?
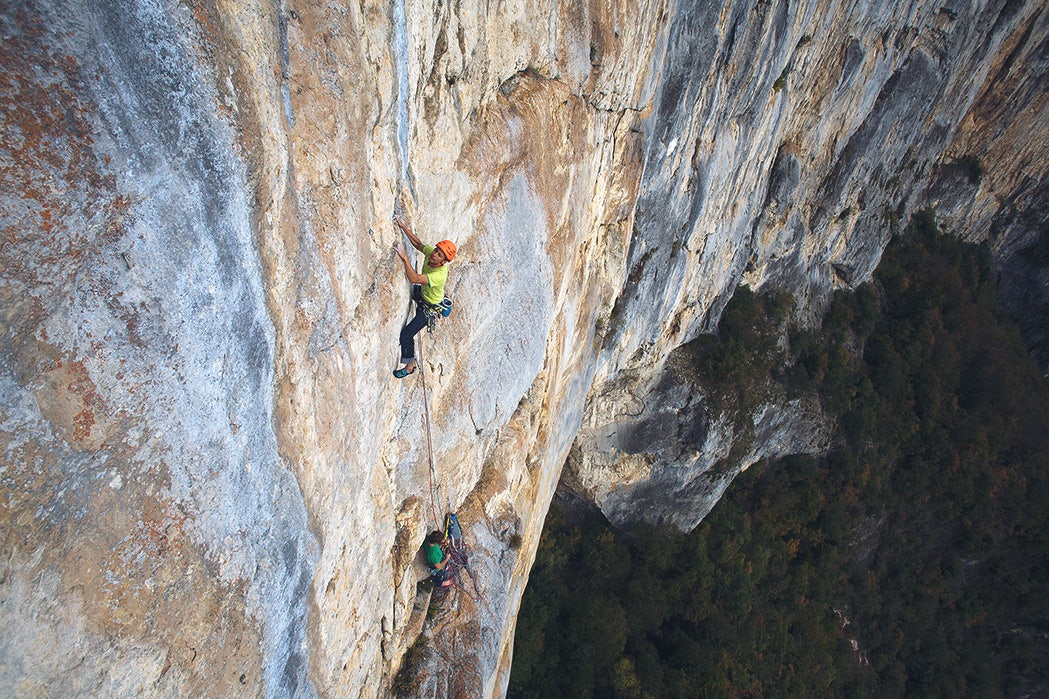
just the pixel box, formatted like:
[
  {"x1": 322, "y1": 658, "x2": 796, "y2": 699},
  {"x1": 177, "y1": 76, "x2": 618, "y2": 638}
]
[
  {"x1": 424, "y1": 530, "x2": 454, "y2": 587},
  {"x1": 393, "y1": 215, "x2": 456, "y2": 379}
]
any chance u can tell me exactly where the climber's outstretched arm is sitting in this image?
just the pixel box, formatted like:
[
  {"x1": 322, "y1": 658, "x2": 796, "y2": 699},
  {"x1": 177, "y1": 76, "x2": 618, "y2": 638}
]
[
  {"x1": 395, "y1": 217, "x2": 425, "y2": 252},
  {"x1": 396, "y1": 245, "x2": 429, "y2": 285}
]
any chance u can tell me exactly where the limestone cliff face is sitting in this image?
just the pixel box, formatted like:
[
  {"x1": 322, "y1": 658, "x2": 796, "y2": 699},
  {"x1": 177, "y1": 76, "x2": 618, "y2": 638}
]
[
  {"x1": 0, "y1": 1, "x2": 1045, "y2": 698},
  {"x1": 570, "y1": 0, "x2": 1049, "y2": 531}
]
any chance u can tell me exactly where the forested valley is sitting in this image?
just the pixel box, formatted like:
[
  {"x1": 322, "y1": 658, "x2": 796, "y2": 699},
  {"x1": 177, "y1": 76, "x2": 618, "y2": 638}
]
[{"x1": 509, "y1": 213, "x2": 1049, "y2": 698}]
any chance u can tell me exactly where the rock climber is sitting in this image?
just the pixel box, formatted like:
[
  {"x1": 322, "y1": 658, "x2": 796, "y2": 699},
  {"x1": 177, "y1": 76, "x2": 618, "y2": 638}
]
[
  {"x1": 424, "y1": 530, "x2": 454, "y2": 587},
  {"x1": 392, "y1": 215, "x2": 456, "y2": 379}
]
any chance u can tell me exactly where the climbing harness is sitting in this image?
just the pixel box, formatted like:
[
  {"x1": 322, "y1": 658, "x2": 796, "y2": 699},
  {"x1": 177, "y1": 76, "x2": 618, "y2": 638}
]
[{"x1": 411, "y1": 284, "x2": 453, "y2": 333}]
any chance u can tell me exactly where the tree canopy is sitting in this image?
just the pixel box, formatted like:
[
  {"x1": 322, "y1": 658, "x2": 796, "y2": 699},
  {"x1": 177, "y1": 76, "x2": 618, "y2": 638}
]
[{"x1": 509, "y1": 213, "x2": 1049, "y2": 698}]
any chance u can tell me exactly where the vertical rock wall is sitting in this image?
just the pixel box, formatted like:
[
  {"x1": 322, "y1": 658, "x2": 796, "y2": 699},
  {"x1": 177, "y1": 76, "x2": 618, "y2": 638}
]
[
  {"x1": 1, "y1": 1, "x2": 312, "y2": 695},
  {"x1": 1, "y1": 0, "x2": 667, "y2": 696},
  {"x1": 0, "y1": 0, "x2": 1045, "y2": 697}
]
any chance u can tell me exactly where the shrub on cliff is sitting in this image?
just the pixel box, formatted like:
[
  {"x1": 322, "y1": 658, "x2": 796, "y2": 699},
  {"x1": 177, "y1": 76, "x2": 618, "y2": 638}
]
[{"x1": 685, "y1": 284, "x2": 794, "y2": 419}]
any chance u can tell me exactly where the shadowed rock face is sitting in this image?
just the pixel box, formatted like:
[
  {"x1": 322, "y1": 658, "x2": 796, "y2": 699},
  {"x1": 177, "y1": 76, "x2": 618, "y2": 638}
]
[
  {"x1": 571, "y1": 0, "x2": 1049, "y2": 533},
  {"x1": 0, "y1": 0, "x2": 1046, "y2": 697}
]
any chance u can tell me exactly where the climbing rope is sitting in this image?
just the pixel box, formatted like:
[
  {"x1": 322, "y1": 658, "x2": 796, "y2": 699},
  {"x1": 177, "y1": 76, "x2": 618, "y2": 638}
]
[
  {"x1": 418, "y1": 341, "x2": 485, "y2": 606},
  {"x1": 417, "y1": 301, "x2": 443, "y2": 531},
  {"x1": 448, "y1": 550, "x2": 484, "y2": 604}
]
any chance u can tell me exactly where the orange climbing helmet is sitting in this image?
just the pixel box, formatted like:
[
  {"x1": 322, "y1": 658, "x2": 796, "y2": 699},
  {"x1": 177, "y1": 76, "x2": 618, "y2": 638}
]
[{"x1": 435, "y1": 239, "x2": 457, "y2": 261}]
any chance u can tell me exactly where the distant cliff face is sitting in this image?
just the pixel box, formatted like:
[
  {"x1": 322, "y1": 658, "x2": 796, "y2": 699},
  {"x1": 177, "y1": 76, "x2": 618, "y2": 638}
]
[
  {"x1": 569, "y1": 0, "x2": 1049, "y2": 531},
  {"x1": 0, "y1": 0, "x2": 1045, "y2": 698}
]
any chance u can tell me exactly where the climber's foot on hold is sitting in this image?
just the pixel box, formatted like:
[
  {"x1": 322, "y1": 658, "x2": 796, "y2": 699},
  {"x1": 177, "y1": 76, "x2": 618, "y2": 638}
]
[{"x1": 393, "y1": 364, "x2": 416, "y2": 379}]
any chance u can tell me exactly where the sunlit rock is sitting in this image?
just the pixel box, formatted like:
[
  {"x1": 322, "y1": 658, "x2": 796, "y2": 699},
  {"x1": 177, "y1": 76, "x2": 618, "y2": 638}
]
[{"x1": 0, "y1": 0, "x2": 1045, "y2": 696}]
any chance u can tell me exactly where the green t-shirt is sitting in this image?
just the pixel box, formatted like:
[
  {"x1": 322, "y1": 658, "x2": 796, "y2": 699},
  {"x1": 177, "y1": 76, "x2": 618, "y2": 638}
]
[
  {"x1": 425, "y1": 543, "x2": 444, "y2": 567},
  {"x1": 421, "y1": 245, "x2": 449, "y2": 305}
]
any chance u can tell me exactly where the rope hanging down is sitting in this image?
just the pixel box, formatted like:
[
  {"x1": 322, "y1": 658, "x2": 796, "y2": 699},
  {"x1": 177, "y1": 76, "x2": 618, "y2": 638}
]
[
  {"x1": 414, "y1": 301, "x2": 486, "y2": 606},
  {"x1": 417, "y1": 305, "x2": 442, "y2": 530}
]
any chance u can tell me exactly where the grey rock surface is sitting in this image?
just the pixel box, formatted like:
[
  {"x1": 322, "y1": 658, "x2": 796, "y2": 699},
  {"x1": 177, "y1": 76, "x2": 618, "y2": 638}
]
[{"x1": 0, "y1": 0, "x2": 1046, "y2": 697}]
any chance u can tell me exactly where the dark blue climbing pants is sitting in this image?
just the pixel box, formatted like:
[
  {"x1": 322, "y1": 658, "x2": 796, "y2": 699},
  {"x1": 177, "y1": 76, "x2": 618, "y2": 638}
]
[{"x1": 399, "y1": 306, "x2": 428, "y2": 364}]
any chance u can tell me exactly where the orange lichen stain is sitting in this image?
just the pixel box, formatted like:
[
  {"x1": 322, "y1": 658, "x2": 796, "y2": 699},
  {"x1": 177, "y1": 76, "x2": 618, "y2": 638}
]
[
  {"x1": 0, "y1": 7, "x2": 123, "y2": 294},
  {"x1": 191, "y1": 3, "x2": 210, "y2": 28},
  {"x1": 29, "y1": 345, "x2": 109, "y2": 451},
  {"x1": 460, "y1": 70, "x2": 645, "y2": 301},
  {"x1": 72, "y1": 406, "x2": 96, "y2": 442}
]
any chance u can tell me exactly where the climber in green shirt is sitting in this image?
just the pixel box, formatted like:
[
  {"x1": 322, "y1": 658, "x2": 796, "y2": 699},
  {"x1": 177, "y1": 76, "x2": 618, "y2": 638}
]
[
  {"x1": 425, "y1": 530, "x2": 453, "y2": 587},
  {"x1": 393, "y1": 216, "x2": 457, "y2": 379}
]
